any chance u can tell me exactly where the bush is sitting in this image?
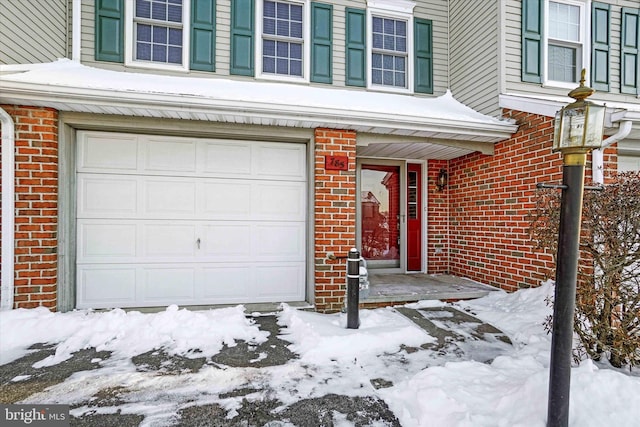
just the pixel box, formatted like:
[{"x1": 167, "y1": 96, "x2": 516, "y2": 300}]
[{"x1": 529, "y1": 171, "x2": 640, "y2": 370}]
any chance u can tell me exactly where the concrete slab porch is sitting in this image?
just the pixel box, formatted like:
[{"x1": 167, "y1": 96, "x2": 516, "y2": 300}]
[{"x1": 364, "y1": 273, "x2": 500, "y2": 303}]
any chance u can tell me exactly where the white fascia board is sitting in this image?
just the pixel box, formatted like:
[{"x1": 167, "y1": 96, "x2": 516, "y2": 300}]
[{"x1": 1, "y1": 80, "x2": 517, "y2": 140}]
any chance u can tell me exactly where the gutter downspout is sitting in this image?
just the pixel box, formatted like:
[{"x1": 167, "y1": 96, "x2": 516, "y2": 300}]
[
  {"x1": 592, "y1": 120, "x2": 633, "y2": 184},
  {"x1": 1, "y1": 107, "x2": 15, "y2": 311}
]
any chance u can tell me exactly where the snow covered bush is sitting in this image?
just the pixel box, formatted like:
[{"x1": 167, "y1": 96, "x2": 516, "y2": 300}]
[{"x1": 529, "y1": 171, "x2": 640, "y2": 369}]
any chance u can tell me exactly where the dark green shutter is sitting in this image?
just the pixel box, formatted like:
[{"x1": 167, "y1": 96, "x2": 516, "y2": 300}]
[
  {"x1": 591, "y1": 3, "x2": 610, "y2": 91},
  {"x1": 230, "y1": 0, "x2": 254, "y2": 76},
  {"x1": 621, "y1": 8, "x2": 640, "y2": 95},
  {"x1": 95, "y1": 0, "x2": 124, "y2": 62},
  {"x1": 414, "y1": 18, "x2": 433, "y2": 94},
  {"x1": 345, "y1": 8, "x2": 366, "y2": 87},
  {"x1": 190, "y1": 0, "x2": 216, "y2": 71},
  {"x1": 311, "y1": 3, "x2": 332, "y2": 84},
  {"x1": 521, "y1": 0, "x2": 542, "y2": 83}
]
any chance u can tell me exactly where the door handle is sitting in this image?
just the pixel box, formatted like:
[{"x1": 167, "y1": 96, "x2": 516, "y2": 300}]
[{"x1": 196, "y1": 238, "x2": 201, "y2": 249}]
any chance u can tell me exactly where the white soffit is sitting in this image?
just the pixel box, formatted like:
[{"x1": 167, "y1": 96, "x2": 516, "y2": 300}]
[{"x1": 0, "y1": 60, "x2": 517, "y2": 142}]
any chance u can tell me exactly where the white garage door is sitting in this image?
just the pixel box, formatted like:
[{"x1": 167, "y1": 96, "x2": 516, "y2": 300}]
[{"x1": 76, "y1": 132, "x2": 307, "y2": 309}]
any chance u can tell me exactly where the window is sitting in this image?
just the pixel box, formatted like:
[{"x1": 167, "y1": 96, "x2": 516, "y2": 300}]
[
  {"x1": 133, "y1": 0, "x2": 184, "y2": 66},
  {"x1": 95, "y1": 0, "x2": 216, "y2": 72},
  {"x1": 544, "y1": 0, "x2": 586, "y2": 86},
  {"x1": 522, "y1": 0, "x2": 607, "y2": 89},
  {"x1": 262, "y1": 1, "x2": 304, "y2": 77},
  {"x1": 366, "y1": 0, "x2": 415, "y2": 92},
  {"x1": 371, "y1": 16, "x2": 407, "y2": 88},
  {"x1": 345, "y1": 1, "x2": 431, "y2": 93}
]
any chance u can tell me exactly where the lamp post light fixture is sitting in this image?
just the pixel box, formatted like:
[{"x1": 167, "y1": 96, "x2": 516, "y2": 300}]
[{"x1": 547, "y1": 70, "x2": 605, "y2": 427}]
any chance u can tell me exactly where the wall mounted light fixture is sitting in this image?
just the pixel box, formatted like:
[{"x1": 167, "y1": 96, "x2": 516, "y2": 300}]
[{"x1": 437, "y1": 169, "x2": 448, "y2": 191}]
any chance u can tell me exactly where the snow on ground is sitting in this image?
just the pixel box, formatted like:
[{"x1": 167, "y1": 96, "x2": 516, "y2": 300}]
[{"x1": 1, "y1": 283, "x2": 639, "y2": 426}]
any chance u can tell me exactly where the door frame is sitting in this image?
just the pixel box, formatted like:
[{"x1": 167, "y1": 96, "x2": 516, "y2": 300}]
[{"x1": 357, "y1": 158, "x2": 426, "y2": 273}]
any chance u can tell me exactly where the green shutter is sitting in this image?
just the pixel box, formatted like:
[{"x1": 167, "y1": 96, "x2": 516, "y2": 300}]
[
  {"x1": 190, "y1": 0, "x2": 216, "y2": 71},
  {"x1": 591, "y1": 3, "x2": 610, "y2": 91},
  {"x1": 230, "y1": 0, "x2": 254, "y2": 76},
  {"x1": 521, "y1": 0, "x2": 542, "y2": 83},
  {"x1": 621, "y1": 8, "x2": 640, "y2": 95},
  {"x1": 414, "y1": 18, "x2": 433, "y2": 94},
  {"x1": 95, "y1": 0, "x2": 124, "y2": 62},
  {"x1": 345, "y1": 8, "x2": 366, "y2": 87},
  {"x1": 311, "y1": 3, "x2": 332, "y2": 84}
]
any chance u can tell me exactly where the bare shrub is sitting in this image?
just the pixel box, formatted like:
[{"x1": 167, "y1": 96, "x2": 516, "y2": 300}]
[{"x1": 529, "y1": 171, "x2": 640, "y2": 369}]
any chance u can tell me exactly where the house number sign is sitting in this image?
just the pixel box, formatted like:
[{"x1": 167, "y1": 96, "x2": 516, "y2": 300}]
[{"x1": 325, "y1": 155, "x2": 348, "y2": 171}]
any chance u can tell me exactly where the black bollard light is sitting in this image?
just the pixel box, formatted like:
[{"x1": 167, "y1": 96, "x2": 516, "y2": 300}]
[{"x1": 346, "y1": 248, "x2": 360, "y2": 329}]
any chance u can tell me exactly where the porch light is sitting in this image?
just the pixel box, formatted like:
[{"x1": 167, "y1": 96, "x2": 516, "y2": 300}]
[
  {"x1": 437, "y1": 169, "x2": 448, "y2": 191},
  {"x1": 552, "y1": 70, "x2": 606, "y2": 156},
  {"x1": 547, "y1": 69, "x2": 605, "y2": 427}
]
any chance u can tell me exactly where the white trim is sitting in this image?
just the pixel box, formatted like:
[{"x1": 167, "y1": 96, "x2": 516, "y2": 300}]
[
  {"x1": 1, "y1": 107, "x2": 15, "y2": 311},
  {"x1": 124, "y1": 0, "x2": 191, "y2": 72},
  {"x1": 542, "y1": 0, "x2": 589, "y2": 89},
  {"x1": 72, "y1": 0, "x2": 81, "y2": 61},
  {"x1": 366, "y1": 5, "x2": 414, "y2": 93},
  {"x1": 499, "y1": 93, "x2": 566, "y2": 118},
  {"x1": 255, "y1": 0, "x2": 311, "y2": 83}
]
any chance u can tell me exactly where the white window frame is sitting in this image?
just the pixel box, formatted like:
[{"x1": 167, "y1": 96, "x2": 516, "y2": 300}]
[
  {"x1": 366, "y1": 0, "x2": 415, "y2": 93},
  {"x1": 542, "y1": 0, "x2": 589, "y2": 89},
  {"x1": 124, "y1": 0, "x2": 191, "y2": 72},
  {"x1": 255, "y1": 0, "x2": 310, "y2": 82}
]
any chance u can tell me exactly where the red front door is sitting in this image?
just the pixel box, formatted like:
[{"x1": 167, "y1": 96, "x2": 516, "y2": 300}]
[{"x1": 407, "y1": 164, "x2": 422, "y2": 271}]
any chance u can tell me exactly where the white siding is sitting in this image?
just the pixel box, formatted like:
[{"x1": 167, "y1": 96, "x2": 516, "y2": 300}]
[{"x1": 0, "y1": 0, "x2": 68, "y2": 64}]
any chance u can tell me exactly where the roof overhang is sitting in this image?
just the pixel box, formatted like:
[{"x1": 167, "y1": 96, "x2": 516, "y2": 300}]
[{"x1": 0, "y1": 60, "x2": 518, "y2": 159}]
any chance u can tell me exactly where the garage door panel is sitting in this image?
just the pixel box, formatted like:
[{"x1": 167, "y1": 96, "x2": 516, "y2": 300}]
[
  {"x1": 144, "y1": 179, "x2": 197, "y2": 217},
  {"x1": 78, "y1": 176, "x2": 137, "y2": 217},
  {"x1": 78, "y1": 222, "x2": 137, "y2": 261},
  {"x1": 255, "y1": 264, "x2": 305, "y2": 299},
  {"x1": 201, "y1": 224, "x2": 251, "y2": 257},
  {"x1": 203, "y1": 142, "x2": 252, "y2": 175},
  {"x1": 77, "y1": 267, "x2": 137, "y2": 308},
  {"x1": 255, "y1": 182, "x2": 305, "y2": 220},
  {"x1": 143, "y1": 224, "x2": 196, "y2": 257},
  {"x1": 143, "y1": 267, "x2": 196, "y2": 301},
  {"x1": 201, "y1": 267, "x2": 250, "y2": 300},
  {"x1": 144, "y1": 138, "x2": 197, "y2": 173},
  {"x1": 78, "y1": 133, "x2": 138, "y2": 172},
  {"x1": 254, "y1": 224, "x2": 305, "y2": 259},
  {"x1": 255, "y1": 143, "x2": 306, "y2": 180},
  {"x1": 202, "y1": 181, "x2": 252, "y2": 217}
]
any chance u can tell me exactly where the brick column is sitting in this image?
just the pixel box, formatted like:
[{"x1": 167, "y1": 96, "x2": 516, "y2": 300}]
[
  {"x1": 427, "y1": 159, "x2": 449, "y2": 273},
  {"x1": 0, "y1": 106, "x2": 58, "y2": 309},
  {"x1": 313, "y1": 128, "x2": 356, "y2": 312}
]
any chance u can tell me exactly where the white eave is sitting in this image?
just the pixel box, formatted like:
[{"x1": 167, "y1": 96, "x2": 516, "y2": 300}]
[{"x1": 0, "y1": 60, "x2": 518, "y2": 159}]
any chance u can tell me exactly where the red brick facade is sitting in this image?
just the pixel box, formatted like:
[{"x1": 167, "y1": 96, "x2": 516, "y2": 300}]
[
  {"x1": 0, "y1": 107, "x2": 618, "y2": 310},
  {"x1": 1, "y1": 105, "x2": 58, "y2": 309},
  {"x1": 313, "y1": 128, "x2": 357, "y2": 312}
]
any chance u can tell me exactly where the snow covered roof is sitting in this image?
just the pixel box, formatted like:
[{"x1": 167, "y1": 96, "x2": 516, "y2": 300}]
[{"x1": 0, "y1": 59, "x2": 518, "y2": 158}]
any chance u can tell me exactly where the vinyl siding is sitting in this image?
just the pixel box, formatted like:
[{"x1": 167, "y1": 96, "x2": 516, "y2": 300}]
[
  {"x1": 0, "y1": 0, "x2": 68, "y2": 64},
  {"x1": 449, "y1": 0, "x2": 501, "y2": 116},
  {"x1": 78, "y1": 0, "x2": 448, "y2": 94},
  {"x1": 505, "y1": 0, "x2": 640, "y2": 104}
]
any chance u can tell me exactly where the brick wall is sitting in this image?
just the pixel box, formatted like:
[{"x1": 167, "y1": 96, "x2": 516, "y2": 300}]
[
  {"x1": 426, "y1": 159, "x2": 449, "y2": 273},
  {"x1": 314, "y1": 128, "x2": 357, "y2": 312},
  {"x1": 447, "y1": 110, "x2": 563, "y2": 291},
  {"x1": 0, "y1": 105, "x2": 58, "y2": 309},
  {"x1": 445, "y1": 109, "x2": 619, "y2": 291}
]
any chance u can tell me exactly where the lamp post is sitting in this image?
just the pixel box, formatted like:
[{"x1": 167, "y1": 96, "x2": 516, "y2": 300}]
[{"x1": 547, "y1": 70, "x2": 605, "y2": 427}]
